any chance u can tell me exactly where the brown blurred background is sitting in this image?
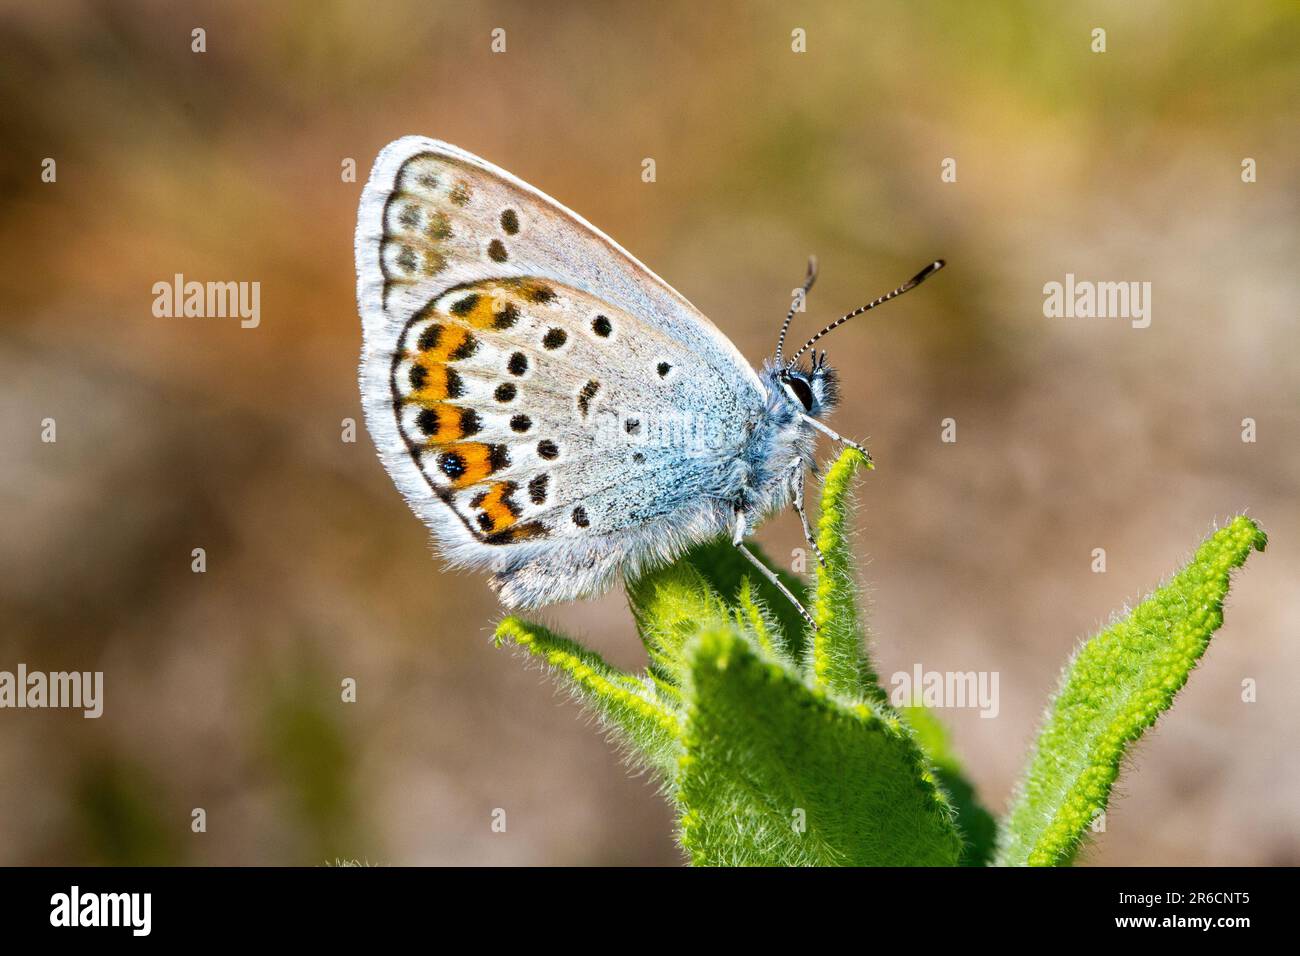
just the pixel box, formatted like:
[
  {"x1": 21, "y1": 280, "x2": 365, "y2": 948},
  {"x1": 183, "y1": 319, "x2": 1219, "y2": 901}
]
[{"x1": 1, "y1": 1, "x2": 1297, "y2": 865}]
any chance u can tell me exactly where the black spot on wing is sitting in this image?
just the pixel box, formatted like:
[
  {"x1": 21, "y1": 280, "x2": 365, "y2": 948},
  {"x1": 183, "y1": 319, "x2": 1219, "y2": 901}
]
[
  {"x1": 577, "y1": 380, "x2": 600, "y2": 416},
  {"x1": 418, "y1": 324, "x2": 442, "y2": 352},
  {"x1": 438, "y1": 451, "x2": 465, "y2": 480},
  {"x1": 453, "y1": 334, "x2": 478, "y2": 360},
  {"x1": 494, "y1": 301, "x2": 519, "y2": 329},
  {"x1": 451, "y1": 294, "x2": 479, "y2": 317}
]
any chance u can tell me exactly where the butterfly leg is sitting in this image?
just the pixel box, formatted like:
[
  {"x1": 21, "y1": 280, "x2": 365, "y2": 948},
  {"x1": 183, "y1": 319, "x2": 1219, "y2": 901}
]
[
  {"x1": 732, "y1": 510, "x2": 818, "y2": 631},
  {"x1": 789, "y1": 461, "x2": 825, "y2": 567},
  {"x1": 801, "y1": 414, "x2": 874, "y2": 466}
]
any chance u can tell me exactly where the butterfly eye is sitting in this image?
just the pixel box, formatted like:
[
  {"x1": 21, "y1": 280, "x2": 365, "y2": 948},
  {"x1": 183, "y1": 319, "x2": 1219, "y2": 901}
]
[{"x1": 784, "y1": 375, "x2": 815, "y2": 412}]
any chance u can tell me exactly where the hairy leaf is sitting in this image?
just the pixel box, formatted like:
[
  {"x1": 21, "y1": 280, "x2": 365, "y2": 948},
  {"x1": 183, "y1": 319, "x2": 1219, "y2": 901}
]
[
  {"x1": 903, "y1": 705, "x2": 998, "y2": 866},
  {"x1": 995, "y1": 516, "x2": 1267, "y2": 866},
  {"x1": 810, "y1": 448, "x2": 888, "y2": 704},
  {"x1": 495, "y1": 617, "x2": 681, "y2": 774},
  {"x1": 675, "y1": 627, "x2": 962, "y2": 866},
  {"x1": 628, "y1": 536, "x2": 809, "y2": 684},
  {"x1": 626, "y1": 559, "x2": 732, "y2": 702}
]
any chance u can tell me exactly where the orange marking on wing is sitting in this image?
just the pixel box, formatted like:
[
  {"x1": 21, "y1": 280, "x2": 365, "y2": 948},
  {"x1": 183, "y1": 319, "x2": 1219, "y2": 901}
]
[
  {"x1": 421, "y1": 405, "x2": 471, "y2": 444},
  {"x1": 473, "y1": 482, "x2": 519, "y2": 534},
  {"x1": 487, "y1": 520, "x2": 548, "y2": 544},
  {"x1": 460, "y1": 294, "x2": 507, "y2": 330},
  {"x1": 407, "y1": 363, "x2": 456, "y2": 403},
  {"x1": 441, "y1": 442, "x2": 507, "y2": 488},
  {"x1": 415, "y1": 325, "x2": 474, "y2": 363}
]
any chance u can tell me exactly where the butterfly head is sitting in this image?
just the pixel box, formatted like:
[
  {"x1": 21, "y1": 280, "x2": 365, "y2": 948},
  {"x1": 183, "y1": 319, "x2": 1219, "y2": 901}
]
[{"x1": 769, "y1": 353, "x2": 839, "y2": 418}]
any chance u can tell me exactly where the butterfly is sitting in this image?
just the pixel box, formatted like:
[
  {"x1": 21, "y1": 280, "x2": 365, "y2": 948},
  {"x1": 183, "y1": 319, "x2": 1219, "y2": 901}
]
[{"x1": 355, "y1": 136, "x2": 943, "y2": 628}]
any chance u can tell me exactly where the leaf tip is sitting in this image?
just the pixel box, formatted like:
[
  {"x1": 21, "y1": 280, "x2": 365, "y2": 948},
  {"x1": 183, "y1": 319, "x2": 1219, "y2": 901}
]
[
  {"x1": 1203, "y1": 516, "x2": 1268, "y2": 573},
  {"x1": 1232, "y1": 515, "x2": 1267, "y2": 554},
  {"x1": 493, "y1": 616, "x2": 529, "y2": 649}
]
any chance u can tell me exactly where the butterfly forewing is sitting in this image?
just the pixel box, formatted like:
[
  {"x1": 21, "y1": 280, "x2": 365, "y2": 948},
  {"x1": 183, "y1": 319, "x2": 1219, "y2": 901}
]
[
  {"x1": 356, "y1": 138, "x2": 765, "y2": 603},
  {"x1": 359, "y1": 138, "x2": 759, "y2": 387}
]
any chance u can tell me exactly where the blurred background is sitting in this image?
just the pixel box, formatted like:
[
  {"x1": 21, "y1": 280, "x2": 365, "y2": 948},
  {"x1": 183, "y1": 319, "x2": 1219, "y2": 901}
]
[{"x1": 1, "y1": 0, "x2": 1296, "y2": 865}]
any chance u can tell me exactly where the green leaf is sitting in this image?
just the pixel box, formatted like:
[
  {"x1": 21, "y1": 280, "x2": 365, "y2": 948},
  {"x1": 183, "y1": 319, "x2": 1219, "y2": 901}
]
[
  {"x1": 628, "y1": 537, "x2": 810, "y2": 687},
  {"x1": 495, "y1": 617, "x2": 681, "y2": 774},
  {"x1": 732, "y1": 577, "x2": 783, "y2": 661},
  {"x1": 810, "y1": 448, "x2": 888, "y2": 705},
  {"x1": 627, "y1": 559, "x2": 733, "y2": 701},
  {"x1": 902, "y1": 706, "x2": 998, "y2": 866},
  {"x1": 690, "y1": 539, "x2": 812, "y2": 665},
  {"x1": 674, "y1": 626, "x2": 962, "y2": 866},
  {"x1": 995, "y1": 516, "x2": 1267, "y2": 867}
]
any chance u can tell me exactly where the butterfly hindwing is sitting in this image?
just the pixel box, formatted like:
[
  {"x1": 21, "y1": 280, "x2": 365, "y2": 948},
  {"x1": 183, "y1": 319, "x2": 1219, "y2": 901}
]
[
  {"x1": 356, "y1": 138, "x2": 765, "y2": 605},
  {"x1": 391, "y1": 277, "x2": 732, "y2": 541}
]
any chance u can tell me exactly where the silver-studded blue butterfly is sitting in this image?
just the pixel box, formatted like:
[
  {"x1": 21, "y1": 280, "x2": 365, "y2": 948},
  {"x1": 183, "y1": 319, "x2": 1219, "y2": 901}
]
[{"x1": 355, "y1": 137, "x2": 943, "y2": 627}]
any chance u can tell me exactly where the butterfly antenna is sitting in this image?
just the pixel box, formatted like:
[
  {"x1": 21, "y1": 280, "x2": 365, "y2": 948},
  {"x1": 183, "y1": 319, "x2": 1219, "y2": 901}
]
[
  {"x1": 775, "y1": 255, "x2": 818, "y2": 366},
  {"x1": 789, "y1": 259, "x2": 945, "y2": 363}
]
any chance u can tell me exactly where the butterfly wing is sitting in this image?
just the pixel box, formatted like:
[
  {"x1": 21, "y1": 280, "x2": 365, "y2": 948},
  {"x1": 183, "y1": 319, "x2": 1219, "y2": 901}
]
[{"x1": 355, "y1": 137, "x2": 764, "y2": 606}]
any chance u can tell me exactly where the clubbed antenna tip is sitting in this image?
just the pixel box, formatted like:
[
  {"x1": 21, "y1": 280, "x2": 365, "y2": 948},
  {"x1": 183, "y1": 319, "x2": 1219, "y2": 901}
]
[{"x1": 789, "y1": 258, "x2": 947, "y2": 363}]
